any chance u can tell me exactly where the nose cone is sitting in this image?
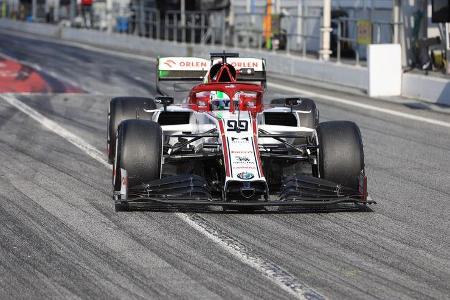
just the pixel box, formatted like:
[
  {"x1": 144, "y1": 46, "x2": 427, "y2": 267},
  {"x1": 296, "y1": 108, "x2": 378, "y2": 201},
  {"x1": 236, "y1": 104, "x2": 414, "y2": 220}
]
[{"x1": 240, "y1": 187, "x2": 256, "y2": 199}]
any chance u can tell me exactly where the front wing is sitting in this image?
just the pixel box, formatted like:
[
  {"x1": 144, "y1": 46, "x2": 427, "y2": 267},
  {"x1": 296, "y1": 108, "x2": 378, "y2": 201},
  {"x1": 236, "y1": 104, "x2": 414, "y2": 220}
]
[{"x1": 115, "y1": 175, "x2": 375, "y2": 209}]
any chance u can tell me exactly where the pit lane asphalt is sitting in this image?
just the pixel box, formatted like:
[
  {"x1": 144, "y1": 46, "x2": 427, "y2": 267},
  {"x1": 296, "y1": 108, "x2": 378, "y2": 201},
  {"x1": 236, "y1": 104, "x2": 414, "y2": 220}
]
[{"x1": 0, "y1": 31, "x2": 450, "y2": 299}]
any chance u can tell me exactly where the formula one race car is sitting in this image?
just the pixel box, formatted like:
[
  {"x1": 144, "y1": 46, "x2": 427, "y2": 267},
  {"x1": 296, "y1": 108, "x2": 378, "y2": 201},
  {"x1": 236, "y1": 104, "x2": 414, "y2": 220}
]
[{"x1": 107, "y1": 52, "x2": 374, "y2": 211}]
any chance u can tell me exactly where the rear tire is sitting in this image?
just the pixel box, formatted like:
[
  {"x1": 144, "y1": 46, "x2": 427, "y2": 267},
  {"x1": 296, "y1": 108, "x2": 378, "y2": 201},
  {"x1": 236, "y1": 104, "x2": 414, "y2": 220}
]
[
  {"x1": 108, "y1": 97, "x2": 156, "y2": 163},
  {"x1": 114, "y1": 119, "x2": 162, "y2": 189},
  {"x1": 317, "y1": 121, "x2": 364, "y2": 190}
]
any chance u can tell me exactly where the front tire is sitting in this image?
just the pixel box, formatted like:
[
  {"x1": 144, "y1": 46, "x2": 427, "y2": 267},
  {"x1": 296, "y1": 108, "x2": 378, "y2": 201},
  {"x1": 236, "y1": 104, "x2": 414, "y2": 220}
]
[
  {"x1": 115, "y1": 201, "x2": 130, "y2": 212},
  {"x1": 114, "y1": 119, "x2": 162, "y2": 190},
  {"x1": 317, "y1": 121, "x2": 364, "y2": 190}
]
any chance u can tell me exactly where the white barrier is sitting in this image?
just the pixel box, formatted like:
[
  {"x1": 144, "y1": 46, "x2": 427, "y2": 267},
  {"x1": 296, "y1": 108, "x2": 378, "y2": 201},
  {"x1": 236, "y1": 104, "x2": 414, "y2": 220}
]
[{"x1": 368, "y1": 44, "x2": 402, "y2": 97}]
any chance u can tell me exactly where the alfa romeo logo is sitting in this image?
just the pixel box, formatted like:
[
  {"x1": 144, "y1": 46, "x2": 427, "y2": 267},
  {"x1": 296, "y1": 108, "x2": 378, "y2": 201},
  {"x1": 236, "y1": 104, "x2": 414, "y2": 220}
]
[{"x1": 237, "y1": 172, "x2": 254, "y2": 180}]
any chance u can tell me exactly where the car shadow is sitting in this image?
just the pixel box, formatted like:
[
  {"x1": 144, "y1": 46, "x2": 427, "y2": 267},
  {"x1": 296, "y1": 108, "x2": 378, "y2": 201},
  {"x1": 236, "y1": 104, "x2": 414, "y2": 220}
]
[{"x1": 121, "y1": 203, "x2": 374, "y2": 214}]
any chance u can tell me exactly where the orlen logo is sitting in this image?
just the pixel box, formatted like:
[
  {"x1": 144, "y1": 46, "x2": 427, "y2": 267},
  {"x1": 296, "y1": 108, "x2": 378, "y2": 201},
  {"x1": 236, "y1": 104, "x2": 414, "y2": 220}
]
[
  {"x1": 230, "y1": 61, "x2": 259, "y2": 69},
  {"x1": 163, "y1": 59, "x2": 176, "y2": 68},
  {"x1": 179, "y1": 61, "x2": 208, "y2": 68}
]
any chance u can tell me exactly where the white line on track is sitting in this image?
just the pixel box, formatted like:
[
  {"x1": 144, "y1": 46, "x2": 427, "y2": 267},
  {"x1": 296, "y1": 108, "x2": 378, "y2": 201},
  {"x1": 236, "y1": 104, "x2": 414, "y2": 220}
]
[
  {"x1": 268, "y1": 82, "x2": 450, "y2": 129},
  {"x1": 1, "y1": 94, "x2": 326, "y2": 300},
  {"x1": 1, "y1": 94, "x2": 108, "y2": 167},
  {"x1": 178, "y1": 213, "x2": 325, "y2": 300},
  {"x1": 0, "y1": 52, "x2": 45, "y2": 73}
]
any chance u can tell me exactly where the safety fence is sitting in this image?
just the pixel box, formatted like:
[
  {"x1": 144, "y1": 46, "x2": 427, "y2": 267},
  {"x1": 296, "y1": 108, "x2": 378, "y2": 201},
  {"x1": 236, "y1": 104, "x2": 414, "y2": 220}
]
[
  {"x1": 333, "y1": 17, "x2": 403, "y2": 65},
  {"x1": 232, "y1": 12, "x2": 321, "y2": 56},
  {"x1": 122, "y1": 6, "x2": 400, "y2": 65},
  {"x1": 0, "y1": 2, "x2": 402, "y2": 65},
  {"x1": 127, "y1": 8, "x2": 227, "y2": 45}
]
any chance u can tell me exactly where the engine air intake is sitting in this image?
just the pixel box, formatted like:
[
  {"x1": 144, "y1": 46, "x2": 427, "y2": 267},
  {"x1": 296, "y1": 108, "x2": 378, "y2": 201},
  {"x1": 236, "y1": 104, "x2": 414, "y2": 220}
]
[
  {"x1": 158, "y1": 112, "x2": 190, "y2": 125},
  {"x1": 264, "y1": 112, "x2": 297, "y2": 127}
]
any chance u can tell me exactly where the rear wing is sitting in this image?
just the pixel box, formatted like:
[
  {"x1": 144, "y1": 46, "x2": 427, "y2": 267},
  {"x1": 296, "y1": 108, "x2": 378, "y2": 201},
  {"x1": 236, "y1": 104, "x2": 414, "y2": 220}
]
[
  {"x1": 213, "y1": 57, "x2": 266, "y2": 84},
  {"x1": 156, "y1": 55, "x2": 266, "y2": 94},
  {"x1": 157, "y1": 57, "x2": 209, "y2": 82}
]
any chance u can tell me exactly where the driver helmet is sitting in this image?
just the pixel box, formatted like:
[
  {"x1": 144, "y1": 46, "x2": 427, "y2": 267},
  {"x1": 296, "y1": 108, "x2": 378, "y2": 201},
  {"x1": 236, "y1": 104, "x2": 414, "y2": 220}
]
[{"x1": 210, "y1": 91, "x2": 230, "y2": 110}]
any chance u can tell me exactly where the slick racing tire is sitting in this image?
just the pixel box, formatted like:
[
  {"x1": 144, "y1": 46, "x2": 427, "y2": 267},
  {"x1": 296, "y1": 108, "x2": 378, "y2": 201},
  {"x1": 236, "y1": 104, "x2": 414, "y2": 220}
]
[
  {"x1": 114, "y1": 119, "x2": 162, "y2": 190},
  {"x1": 108, "y1": 97, "x2": 157, "y2": 164},
  {"x1": 270, "y1": 98, "x2": 319, "y2": 129},
  {"x1": 317, "y1": 121, "x2": 364, "y2": 190}
]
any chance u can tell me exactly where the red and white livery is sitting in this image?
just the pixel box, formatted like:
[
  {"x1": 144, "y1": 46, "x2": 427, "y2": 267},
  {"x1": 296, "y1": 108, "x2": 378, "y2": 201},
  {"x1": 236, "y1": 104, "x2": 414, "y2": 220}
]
[{"x1": 108, "y1": 52, "x2": 373, "y2": 211}]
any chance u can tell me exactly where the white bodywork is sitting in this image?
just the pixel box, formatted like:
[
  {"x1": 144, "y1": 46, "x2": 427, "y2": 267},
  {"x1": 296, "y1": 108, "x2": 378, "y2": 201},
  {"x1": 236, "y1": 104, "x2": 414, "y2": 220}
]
[
  {"x1": 150, "y1": 105, "x2": 315, "y2": 189},
  {"x1": 155, "y1": 55, "x2": 314, "y2": 195}
]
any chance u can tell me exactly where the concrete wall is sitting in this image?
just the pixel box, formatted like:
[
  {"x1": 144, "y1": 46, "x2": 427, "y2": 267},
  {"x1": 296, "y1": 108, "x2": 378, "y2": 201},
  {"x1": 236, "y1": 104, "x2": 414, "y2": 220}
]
[{"x1": 403, "y1": 73, "x2": 450, "y2": 106}]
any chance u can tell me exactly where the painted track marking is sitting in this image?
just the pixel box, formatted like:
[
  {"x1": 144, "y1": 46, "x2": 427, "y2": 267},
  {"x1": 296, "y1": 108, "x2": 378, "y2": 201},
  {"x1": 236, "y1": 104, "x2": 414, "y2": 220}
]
[
  {"x1": 179, "y1": 213, "x2": 325, "y2": 300},
  {"x1": 1, "y1": 94, "x2": 327, "y2": 300},
  {"x1": 0, "y1": 52, "x2": 88, "y2": 94},
  {"x1": 1, "y1": 94, "x2": 108, "y2": 167}
]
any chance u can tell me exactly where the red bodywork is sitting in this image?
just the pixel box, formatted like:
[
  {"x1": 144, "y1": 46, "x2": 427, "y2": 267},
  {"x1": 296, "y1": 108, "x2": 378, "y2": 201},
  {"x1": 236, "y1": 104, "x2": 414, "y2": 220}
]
[{"x1": 186, "y1": 63, "x2": 264, "y2": 114}]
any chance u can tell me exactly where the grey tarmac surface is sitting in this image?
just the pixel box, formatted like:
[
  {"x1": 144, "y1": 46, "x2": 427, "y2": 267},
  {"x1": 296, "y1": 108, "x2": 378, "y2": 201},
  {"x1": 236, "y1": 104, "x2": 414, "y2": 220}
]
[{"x1": 0, "y1": 31, "x2": 449, "y2": 299}]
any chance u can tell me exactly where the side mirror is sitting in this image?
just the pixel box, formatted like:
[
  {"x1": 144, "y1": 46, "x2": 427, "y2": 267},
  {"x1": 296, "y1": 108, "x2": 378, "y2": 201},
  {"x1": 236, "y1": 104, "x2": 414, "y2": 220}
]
[
  {"x1": 239, "y1": 68, "x2": 255, "y2": 75},
  {"x1": 285, "y1": 98, "x2": 300, "y2": 113},
  {"x1": 155, "y1": 96, "x2": 174, "y2": 112}
]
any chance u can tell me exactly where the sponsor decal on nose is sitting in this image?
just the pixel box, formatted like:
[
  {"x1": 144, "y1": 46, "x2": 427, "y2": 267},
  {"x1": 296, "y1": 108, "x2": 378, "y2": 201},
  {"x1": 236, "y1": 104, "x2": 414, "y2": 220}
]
[{"x1": 237, "y1": 171, "x2": 254, "y2": 180}]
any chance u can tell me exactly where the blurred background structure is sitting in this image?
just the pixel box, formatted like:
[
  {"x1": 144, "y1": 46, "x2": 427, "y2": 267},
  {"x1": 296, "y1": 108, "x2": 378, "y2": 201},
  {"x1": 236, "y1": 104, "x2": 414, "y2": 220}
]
[{"x1": 1, "y1": 0, "x2": 449, "y2": 75}]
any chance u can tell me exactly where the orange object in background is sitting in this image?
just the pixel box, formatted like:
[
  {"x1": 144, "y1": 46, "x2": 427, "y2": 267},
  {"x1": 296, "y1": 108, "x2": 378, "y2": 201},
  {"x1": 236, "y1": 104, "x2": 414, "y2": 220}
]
[
  {"x1": 263, "y1": 0, "x2": 272, "y2": 49},
  {"x1": 0, "y1": 57, "x2": 82, "y2": 93}
]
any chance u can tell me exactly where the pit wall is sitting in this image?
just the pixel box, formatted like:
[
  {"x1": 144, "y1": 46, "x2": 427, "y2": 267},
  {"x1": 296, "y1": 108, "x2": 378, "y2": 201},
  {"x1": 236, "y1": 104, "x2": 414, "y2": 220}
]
[{"x1": 1, "y1": 19, "x2": 448, "y2": 106}]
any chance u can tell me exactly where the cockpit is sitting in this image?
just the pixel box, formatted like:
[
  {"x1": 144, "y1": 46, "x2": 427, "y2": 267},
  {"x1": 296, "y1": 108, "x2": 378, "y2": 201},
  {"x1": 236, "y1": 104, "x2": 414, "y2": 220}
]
[
  {"x1": 186, "y1": 53, "x2": 265, "y2": 113},
  {"x1": 190, "y1": 89, "x2": 261, "y2": 112}
]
